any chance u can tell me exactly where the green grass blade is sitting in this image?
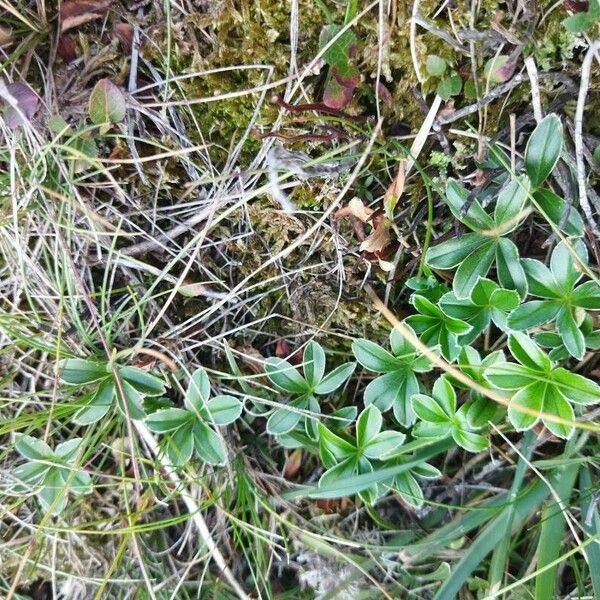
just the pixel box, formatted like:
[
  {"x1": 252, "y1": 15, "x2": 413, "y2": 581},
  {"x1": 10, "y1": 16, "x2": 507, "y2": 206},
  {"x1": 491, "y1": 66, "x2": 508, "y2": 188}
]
[{"x1": 534, "y1": 463, "x2": 579, "y2": 600}]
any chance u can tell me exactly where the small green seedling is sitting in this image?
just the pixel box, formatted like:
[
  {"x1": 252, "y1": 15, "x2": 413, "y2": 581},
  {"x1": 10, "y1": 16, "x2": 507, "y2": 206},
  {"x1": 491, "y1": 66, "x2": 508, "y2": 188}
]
[
  {"x1": 12, "y1": 435, "x2": 91, "y2": 515},
  {"x1": 145, "y1": 367, "x2": 243, "y2": 466}
]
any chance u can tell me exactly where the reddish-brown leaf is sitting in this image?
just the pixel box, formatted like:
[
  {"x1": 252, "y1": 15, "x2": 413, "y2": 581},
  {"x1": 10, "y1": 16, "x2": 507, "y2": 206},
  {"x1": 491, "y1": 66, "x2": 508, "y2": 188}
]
[
  {"x1": 57, "y1": 35, "x2": 78, "y2": 61},
  {"x1": 112, "y1": 23, "x2": 134, "y2": 53},
  {"x1": 60, "y1": 0, "x2": 112, "y2": 33},
  {"x1": 2, "y1": 82, "x2": 39, "y2": 128}
]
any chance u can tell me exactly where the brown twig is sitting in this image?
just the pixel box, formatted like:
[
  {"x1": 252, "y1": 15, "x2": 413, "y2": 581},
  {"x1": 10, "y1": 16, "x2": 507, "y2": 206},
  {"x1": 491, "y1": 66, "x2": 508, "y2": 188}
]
[{"x1": 271, "y1": 94, "x2": 369, "y2": 123}]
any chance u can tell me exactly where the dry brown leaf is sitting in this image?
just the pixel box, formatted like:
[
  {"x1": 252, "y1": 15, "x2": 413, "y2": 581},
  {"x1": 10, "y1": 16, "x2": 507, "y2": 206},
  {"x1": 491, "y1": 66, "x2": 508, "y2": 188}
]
[
  {"x1": 383, "y1": 160, "x2": 407, "y2": 218},
  {"x1": 334, "y1": 197, "x2": 374, "y2": 223},
  {"x1": 0, "y1": 26, "x2": 13, "y2": 49},
  {"x1": 112, "y1": 22, "x2": 134, "y2": 53},
  {"x1": 284, "y1": 449, "x2": 303, "y2": 479},
  {"x1": 57, "y1": 35, "x2": 77, "y2": 61},
  {"x1": 60, "y1": 0, "x2": 112, "y2": 33},
  {"x1": 359, "y1": 220, "x2": 391, "y2": 253}
]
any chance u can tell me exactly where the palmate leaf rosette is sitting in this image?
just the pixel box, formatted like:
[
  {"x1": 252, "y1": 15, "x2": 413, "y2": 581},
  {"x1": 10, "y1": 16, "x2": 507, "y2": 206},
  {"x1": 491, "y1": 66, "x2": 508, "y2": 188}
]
[
  {"x1": 145, "y1": 367, "x2": 243, "y2": 466},
  {"x1": 412, "y1": 376, "x2": 488, "y2": 453},
  {"x1": 352, "y1": 323, "x2": 434, "y2": 426},
  {"x1": 483, "y1": 332, "x2": 600, "y2": 438},
  {"x1": 425, "y1": 175, "x2": 530, "y2": 299},
  {"x1": 264, "y1": 341, "x2": 356, "y2": 437},
  {"x1": 12, "y1": 435, "x2": 92, "y2": 515},
  {"x1": 61, "y1": 358, "x2": 166, "y2": 424},
  {"x1": 507, "y1": 240, "x2": 600, "y2": 360},
  {"x1": 318, "y1": 405, "x2": 406, "y2": 505}
]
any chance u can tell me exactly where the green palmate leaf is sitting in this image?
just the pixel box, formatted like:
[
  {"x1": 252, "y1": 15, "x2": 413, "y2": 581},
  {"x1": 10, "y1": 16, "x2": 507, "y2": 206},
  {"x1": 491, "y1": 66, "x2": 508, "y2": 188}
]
[
  {"x1": 54, "y1": 438, "x2": 83, "y2": 462},
  {"x1": 314, "y1": 362, "x2": 355, "y2": 395},
  {"x1": 38, "y1": 468, "x2": 68, "y2": 515},
  {"x1": 15, "y1": 435, "x2": 54, "y2": 462},
  {"x1": 571, "y1": 280, "x2": 600, "y2": 309},
  {"x1": 352, "y1": 339, "x2": 400, "y2": 372},
  {"x1": 119, "y1": 366, "x2": 165, "y2": 396},
  {"x1": 145, "y1": 408, "x2": 193, "y2": 433},
  {"x1": 13, "y1": 462, "x2": 49, "y2": 490},
  {"x1": 356, "y1": 405, "x2": 383, "y2": 447},
  {"x1": 264, "y1": 358, "x2": 309, "y2": 394},
  {"x1": 205, "y1": 395, "x2": 243, "y2": 425},
  {"x1": 413, "y1": 377, "x2": 487, "y2": 452},
  {"x1": 507, "y1": 381, "x2": 545, "y2": 430},
  {"x1": 73, "y1": 380, "x2": 114, "y2": 425},
  {"x1": 556, "y1": 307, "x2": 585, "y2": 360},
  {"x1": 192, "y1": 421, "x2": 227, "y2": 465},
  {"x1": 508, "y1": 331, "x2": 552, "y2": 371},
  {"x1": 61, "y1": 358, "x2": 108, "y2": 385},
  {"x1": 507, "y1": 299, "x2": 562, "y2": 330},
  {"x1": 364, "y1": 370, "x2": 418, "y2": 424},
  {"x1": 525, "y1": 114, "x2": 563, "y2": 187},
  {"x1": 453, "y1": 240, "x2": 496, "y2": 298},
  {"x1": 426, "y1": 232, "x2": 489, "y2": 270},
  {"x1": 550, "y1": 239, "x2": 586, "y2": 290},
  {"x1": 552, "y1": 368, "x2": 600, "y2": 404},
  {"x1": 164, "y1": 423, "x2": 194, "y2": 465},
  {"x1": 363, "y1": 430, "x2": 406, "y2": 460},
  {"x1": 494, "y1": 175, "x2": 531, "y2": 230},
  {"x1": 302, "y1": 341, "x2": 326, "y2": 388},
  {"x1": 406, "y1": 295, "x2": 471, "y2": 361},
  {"x1": 496, "y1": 237, "x2": 528, "y2": 298},
  {"x1": 185, "y1": 367, "x2": 212, "y2": 409},
  {"x1": 266, "y1": 402, "x2": 304, "y2": 435},
  {"x1": 318, "y1": 424, "x2": 355, "y2": 467},
  {"x1": 88, "y1": 78, "x2": 126, "y2": 127},
  {"x1": 441, "y1": 278, "x2": 519, "y2": 343},
  {"x1": 533, "y1": 190, "x2": 584, "y2": 236},
  {"x1": 117, "y1": 379, "x2": 146, "y2": 420},
  {"x1": 484, "y1": 333, "x2": 600, "y2": 437},
  {"x1": 445, "y1": 180, "x2": 494, "y2": 230}
]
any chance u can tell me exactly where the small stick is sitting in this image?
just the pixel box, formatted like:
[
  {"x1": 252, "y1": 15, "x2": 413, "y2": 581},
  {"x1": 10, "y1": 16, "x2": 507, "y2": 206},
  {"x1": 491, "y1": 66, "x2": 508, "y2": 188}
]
[
  {"x1": 251, "y1": 126, "x2": 353, "y2": 144},
  {"x1": 524, "y1": 56, "x2": 542, "y2": 123},
  {"x1": 271, "y1": 94, "x2": 369, "y2": 123},
  {"x1": 574, "y1": 40, "x2": 600, "y2": 238}
]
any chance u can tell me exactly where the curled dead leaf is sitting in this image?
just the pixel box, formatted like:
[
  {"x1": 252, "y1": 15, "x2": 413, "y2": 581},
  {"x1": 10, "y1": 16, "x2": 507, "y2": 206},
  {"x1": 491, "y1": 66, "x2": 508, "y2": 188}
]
[
  {"x1": 334, "y1": 197, "x2": 374, "y2": 223},
  {"x1": 60, "y1": 0, "x2": 112, "y2": 33},
  {"x1": 359, "y1": 219, "x2": 391, "y2": 254},
  {"x1": 384, "y1": 160, "x2": 406, "y2": 218}
]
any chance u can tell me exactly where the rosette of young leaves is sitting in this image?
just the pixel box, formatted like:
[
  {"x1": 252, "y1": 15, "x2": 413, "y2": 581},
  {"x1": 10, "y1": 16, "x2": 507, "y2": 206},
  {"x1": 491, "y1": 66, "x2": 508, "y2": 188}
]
[
  {"x1": 145, "y1": 367, "x2": 242, "y2": 466},
  {"x1": 412, "y1": 376, "x2": 488, "y2": 453},
  {"x1": 12, "y1": 435, "x2": 91, "y2": 515},
  {"x1": 536, "y1": 315, "x2": 600, "y2": 361},
  {"x1": 425, "y1": 175, "x2": 531, "y2": 299},
  {"x1": 61, "y1": 358, "x2": 166, "y2": 424},
  {"x1": 454, "y1": 347, "x2": 507, "y2": 428},
  {"x1": 484, "y1": 332, "x2": 600, "y2": 438},
  {"x1": 264, "y1": 341, "x2": 356, "y2": 437},
  {"x1": 441, "y1": 277, "x2": 519, "y2": 344},
  {"x1": 405, "y1": 295, "x2": 471, "y2": 362},
  {"x1": 318, "y1": 405, "x2": 406, "y2": 504},
  {"x1": 507, "y1": 240, "x2": 600, "y2": 359},
  {"x1": 352, "y1": 324, "x2": 433, "y2": 426}
]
